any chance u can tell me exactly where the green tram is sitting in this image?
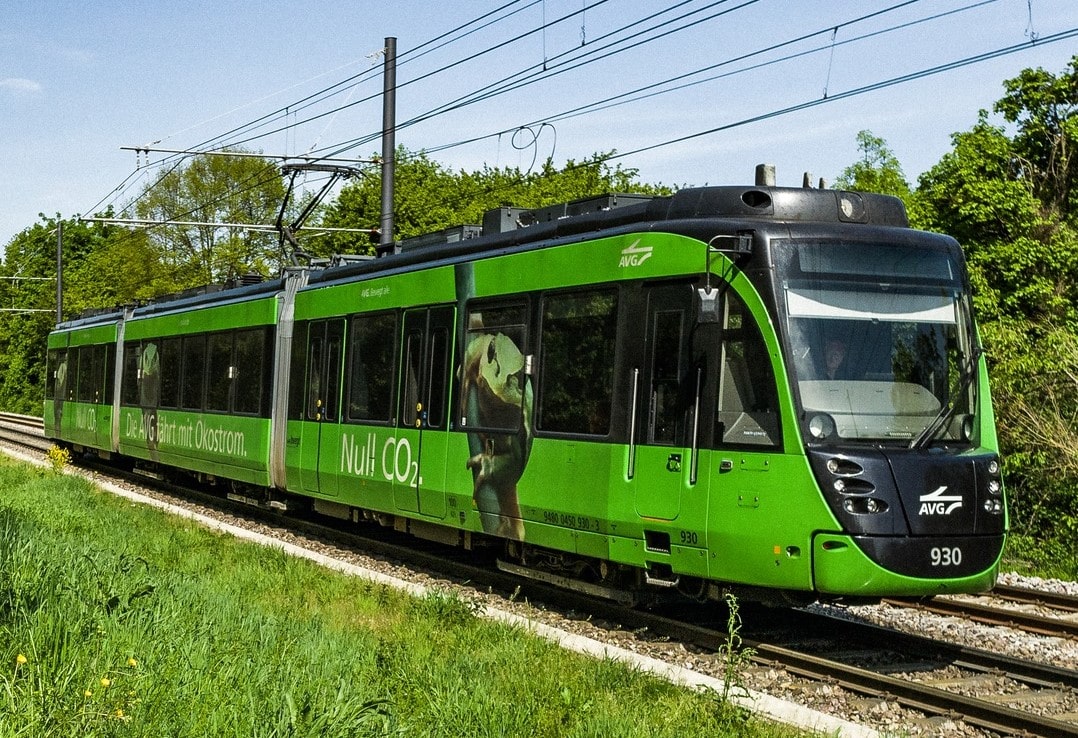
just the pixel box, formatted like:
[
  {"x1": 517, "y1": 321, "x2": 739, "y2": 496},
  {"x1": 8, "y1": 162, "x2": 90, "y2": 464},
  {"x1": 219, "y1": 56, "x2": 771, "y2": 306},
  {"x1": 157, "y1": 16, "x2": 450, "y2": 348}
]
[{"x1": 44, "y1": 181, "x2": 1007, "y2": 603}]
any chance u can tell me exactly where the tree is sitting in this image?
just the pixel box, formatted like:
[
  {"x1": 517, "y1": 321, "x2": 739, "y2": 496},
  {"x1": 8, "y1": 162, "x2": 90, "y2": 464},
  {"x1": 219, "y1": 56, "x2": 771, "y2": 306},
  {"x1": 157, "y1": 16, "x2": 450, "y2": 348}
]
[
  {"x1": 913, "y1": 60, "x2": 1078, "y2": 554},
  {"x1": 834, "y1": 130, "x2": 912, "y2": 203},
  {"x1": 319, "y1": 148, "x2": 669, "y2": 254},
  {"x1": 134, "y1": 152, "x2": 290, "y2": 286},
  {"x1": 994, "y1": 54, "x2": 1078, "y2": 219}
]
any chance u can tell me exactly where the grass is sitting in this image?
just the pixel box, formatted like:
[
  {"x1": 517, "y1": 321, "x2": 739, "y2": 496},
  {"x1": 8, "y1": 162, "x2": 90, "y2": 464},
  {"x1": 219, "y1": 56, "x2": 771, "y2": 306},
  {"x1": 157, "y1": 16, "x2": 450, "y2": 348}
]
[{"x1": 0, "y1": 457, "x2": 807, "y2": 738}]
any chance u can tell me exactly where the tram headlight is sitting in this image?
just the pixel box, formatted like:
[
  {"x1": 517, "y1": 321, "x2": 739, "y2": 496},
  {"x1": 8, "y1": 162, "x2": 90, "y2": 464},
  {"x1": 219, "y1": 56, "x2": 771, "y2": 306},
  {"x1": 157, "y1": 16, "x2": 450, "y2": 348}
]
[
  {"x1": 961, "y1": 415, "x2": 975, "y2": 442},
  {"x1": 984, "y1": 499, "x2": 1002, "y2": 514},
  {"x1": 988, "y1": 460, "x2": 999, "y2": 475},
  {"x1": 987, "y1": 479, "x2": 1001, "y2": 495},
  {"x1": 808, "y1": 413, "x2": 836, "y2": 440},
  {"x1": 842, "y1": 497, "x2": 888, "y2": 514}
]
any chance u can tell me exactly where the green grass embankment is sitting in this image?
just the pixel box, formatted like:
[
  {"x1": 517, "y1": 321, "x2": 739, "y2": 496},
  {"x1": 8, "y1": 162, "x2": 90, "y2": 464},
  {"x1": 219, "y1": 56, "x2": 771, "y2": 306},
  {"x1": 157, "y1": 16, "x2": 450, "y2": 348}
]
[{"x1": 0, "y1": 458, "x2": 803, "y2": 737}]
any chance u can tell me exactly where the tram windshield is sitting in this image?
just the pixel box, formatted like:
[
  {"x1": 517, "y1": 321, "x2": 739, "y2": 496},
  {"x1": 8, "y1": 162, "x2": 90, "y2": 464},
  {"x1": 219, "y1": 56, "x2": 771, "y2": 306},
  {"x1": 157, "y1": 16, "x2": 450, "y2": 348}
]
[{"x1": 776, "y1": 239, "x2": 978, "y2": 446}]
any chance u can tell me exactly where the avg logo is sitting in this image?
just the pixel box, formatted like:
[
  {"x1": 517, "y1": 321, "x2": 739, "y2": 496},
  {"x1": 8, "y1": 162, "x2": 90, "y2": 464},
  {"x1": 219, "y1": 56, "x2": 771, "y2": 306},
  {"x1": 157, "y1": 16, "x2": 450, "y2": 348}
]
[
  {"x1": 619, "y1": 240, "x2": 653, "y2": 267},
  {"x1": 918, "y1": 486, "x2": 963, "y2": 516}
]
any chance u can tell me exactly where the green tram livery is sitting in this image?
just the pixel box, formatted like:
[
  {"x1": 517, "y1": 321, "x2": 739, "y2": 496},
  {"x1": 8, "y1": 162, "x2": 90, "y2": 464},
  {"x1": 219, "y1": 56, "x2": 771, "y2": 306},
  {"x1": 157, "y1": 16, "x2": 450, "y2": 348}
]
[{"x1": 44, "y1": 181, "x2": 1007, "y2": 603}]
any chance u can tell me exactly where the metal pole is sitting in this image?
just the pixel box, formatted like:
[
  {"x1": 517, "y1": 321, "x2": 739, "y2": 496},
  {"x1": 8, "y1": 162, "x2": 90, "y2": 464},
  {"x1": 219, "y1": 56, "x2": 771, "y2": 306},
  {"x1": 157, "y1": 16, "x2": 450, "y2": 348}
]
[
  {"x1": 379, "y1": 36, "x2": 397, "y2": 253},
  {"x1": 55, "y1": 220, "x2": 63, "y2": 324}
]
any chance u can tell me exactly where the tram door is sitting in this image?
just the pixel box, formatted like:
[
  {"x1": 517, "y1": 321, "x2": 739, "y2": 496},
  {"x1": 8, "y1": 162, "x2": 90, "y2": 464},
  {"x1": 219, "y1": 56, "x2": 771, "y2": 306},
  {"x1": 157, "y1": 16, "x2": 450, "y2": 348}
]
[
  {"x1": 632, "y1": 283, "x2": 697, "y2": 520},
  {"x1": 392, "y1": 306, "x2": 453, "y2": 519},
  {"x1": 299, "y1": 319, "x2": 345, "y2": 497}
]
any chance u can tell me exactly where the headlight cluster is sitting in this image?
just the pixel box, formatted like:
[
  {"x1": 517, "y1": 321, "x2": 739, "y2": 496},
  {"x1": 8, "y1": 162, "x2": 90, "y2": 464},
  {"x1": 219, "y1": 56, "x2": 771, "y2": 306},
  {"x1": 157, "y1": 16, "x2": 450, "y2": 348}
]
[
  {"x1": 826, "y1": 457, "x2": 888, "y2": 515},
  {"x1": 983, "y1": 458, "x2": 1004, "y2": 514},
  {"x1": 809, "y1": 413, "x2": 836, "y2": 440}
]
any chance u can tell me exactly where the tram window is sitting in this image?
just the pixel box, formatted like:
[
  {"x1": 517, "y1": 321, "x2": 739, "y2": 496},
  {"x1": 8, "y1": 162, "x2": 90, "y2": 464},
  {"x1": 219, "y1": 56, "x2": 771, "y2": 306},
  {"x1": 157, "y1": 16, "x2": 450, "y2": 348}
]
[
  {"x1": 306, "y1": 336, "x2": 324, "y2": 421},
  {"x1": 103, "y1": 345, "x2": 115, "y2": 405},
  {"x1": 427, "y1": 328, "x2": 449, "y2": 428},
  {"x1": 288, "y1": 322, "x2": 308, "y2": 421},
  {"x1": 233, "y1": 328, "x2": 265, "y2": 415},
  {"x1": 459, "y1": 303, "x2": 529, "y2": 432},
  {"x1": 538, "y1": 291, "x2": 617, "y2": 435},
  {"x1": 89, "y1": 345, "x2": 106, "y2": 403},
  {"x1": 206, "y1": 333, "x2": 233, "y2": 413},
  {"x1": 46, "y1": 350, "x2": 65, "y2": 401},
  {"x1": 75, "y1": 346, "x2": 95, "y2": 403},
  {"x1": 181, "y1": 335, "x2": 207, "y2": 411},
  {"x1": 139, "y1": 340, "x2": 162, "y2": 408},
  {"x1": 714, "y1": 296, "x2": 780, "y2": 447},
  {"x1": 121, "y1": 344, "x2": 140, "y2": 406},
  {"x1": 324, "y1": 329, "x2": 342, "y2": 422},
  {"x1": 348, "y1": 313, "x2": 396, "y2": 422},
  {"x1": 77, "y1": 344, "x2": 108, "y2": 404},
  {"x1": 650, "y1": 308, "x2": 688, "y2": 445},
  {"x1": 401, "y1": 329, "x2": 423, "y2": 427},
  {"x1": 158, "y1": 338, "x2": 181, "y2": 409}
]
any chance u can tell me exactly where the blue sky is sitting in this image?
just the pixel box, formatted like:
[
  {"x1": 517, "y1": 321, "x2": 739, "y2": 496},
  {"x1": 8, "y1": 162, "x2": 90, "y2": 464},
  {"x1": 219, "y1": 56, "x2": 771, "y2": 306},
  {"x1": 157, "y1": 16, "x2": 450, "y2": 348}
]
[{"x1": 2, "y1": 0, "x2": 1077, "y2": 250}]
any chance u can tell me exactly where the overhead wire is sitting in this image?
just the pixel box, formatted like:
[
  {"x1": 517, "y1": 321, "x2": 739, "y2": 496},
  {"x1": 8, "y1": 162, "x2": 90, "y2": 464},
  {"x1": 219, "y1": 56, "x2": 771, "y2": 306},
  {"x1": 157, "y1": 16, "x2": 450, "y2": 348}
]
[
  {"x1": 422, "y1": 0, "x2": 995, "y2": 154},
  {"x1": 214, "y1": 0, "x2": 615, "y2": 156},
  {"x1": 96, "y1": 1, "x2": 542, "y2": 216},
  {"x1": 602, "y1": 25, "x2": 1078, "y2": 164},
  {"x1": 90, "y1": 0, "x2": 1070, "y2": 252},
  {"x1": 313, "y1": 0, "x2": 752, "y2": 159}
]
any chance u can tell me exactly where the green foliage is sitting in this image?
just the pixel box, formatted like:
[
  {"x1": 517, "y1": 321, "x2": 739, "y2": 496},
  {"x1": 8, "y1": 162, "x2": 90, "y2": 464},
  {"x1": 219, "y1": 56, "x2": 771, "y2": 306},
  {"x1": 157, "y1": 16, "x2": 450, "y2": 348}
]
[
  {"x1": 834, "y1": 130, "x2": 912, "y2": 203},
  {"x1": 319, "y1": 147, "x2": 670, "y2": 255},
  {"x1": 911, "y1": 57, "x2": 1078, "y2": 550},
  {"x1": 716, "y1": 593, "x2": 756, "y2": 705},
  {"x1": 134, "y1": 151, "x2": 290, "y2": 285},
  {"x1": 994, "y1": 54, "x2": 1078, "y2": 217}
]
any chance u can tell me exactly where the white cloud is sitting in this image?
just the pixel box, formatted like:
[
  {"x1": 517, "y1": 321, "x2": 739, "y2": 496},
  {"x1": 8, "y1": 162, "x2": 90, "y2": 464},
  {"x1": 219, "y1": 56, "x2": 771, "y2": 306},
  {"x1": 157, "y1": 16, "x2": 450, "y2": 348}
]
[{"x1": 1, "y1": 78, "x2": 43, "y2": 94}]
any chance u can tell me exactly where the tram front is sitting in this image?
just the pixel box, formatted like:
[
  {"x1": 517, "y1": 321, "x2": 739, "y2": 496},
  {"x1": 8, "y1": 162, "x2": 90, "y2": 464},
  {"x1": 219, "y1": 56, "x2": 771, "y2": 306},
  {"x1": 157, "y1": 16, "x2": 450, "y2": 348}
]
[{"x1": 772, "y1": 231, "x2": 1007, "y2": 597}]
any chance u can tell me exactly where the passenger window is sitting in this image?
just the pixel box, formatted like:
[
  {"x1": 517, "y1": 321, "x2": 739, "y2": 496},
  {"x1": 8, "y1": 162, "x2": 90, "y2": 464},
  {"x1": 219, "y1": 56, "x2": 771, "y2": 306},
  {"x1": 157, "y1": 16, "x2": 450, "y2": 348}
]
[
  {"x1": 139, "y1": 341, "x2": 161, "y2": 408},
  {"x1": 459, "y1": 303, "x2": 528, "y2": 432},
  {"x1": 76, "y1": 346, "x2": 97, "y2": 402},
  {"x1": 538, "y1": 290, "x2": 617, "y2": 435},
  {"x1": 401, "y1": 328, "x2": 423, "y2": 427},
  {"x1": 159, "y1": 338, "x2": 181, "y2": 408},
  {"x1": 347, "y1": 312, "x2": 397, "y2": 423},
  {"x1": 181, "y1": 336, "x2": 206, "y2": 411},
  {"x1": 288, "y1": 322, "x2": 308, "y2": 421},
  {"x1": 649, "y1": 308, "x2": 687, "y2": 444},
  {"x1": 233, "y1": 328, "x2": 266, "y2": 415},
  {"x1": 206, "y1": 333, "x2": 233, "y2": 412},
  {"x1": 714, "y1": 295, "x2": 780, "y2": 447},
  {"x1": 306, "y1": 335, "x2": 325, "y2": 421},
  {"x1": 121, "y1": 345, "x2": 140, "y2": 406},
  {"x1": 46, "y1": 350, "x2": 65, "y2": 401},
  {"x1": 426, "y1": 328, "x2": 449, "y2": 428},
  {"x1": 103, "y1": 345, "x2": 115, "y2": 405}
]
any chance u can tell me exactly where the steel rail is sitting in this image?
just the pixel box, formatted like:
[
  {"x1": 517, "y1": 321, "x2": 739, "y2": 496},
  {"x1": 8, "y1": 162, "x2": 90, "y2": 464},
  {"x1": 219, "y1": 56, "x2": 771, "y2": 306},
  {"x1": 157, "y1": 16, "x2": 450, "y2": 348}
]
[{"x1": 884, "y1": 595, "x2": 1078, "y2": 639}]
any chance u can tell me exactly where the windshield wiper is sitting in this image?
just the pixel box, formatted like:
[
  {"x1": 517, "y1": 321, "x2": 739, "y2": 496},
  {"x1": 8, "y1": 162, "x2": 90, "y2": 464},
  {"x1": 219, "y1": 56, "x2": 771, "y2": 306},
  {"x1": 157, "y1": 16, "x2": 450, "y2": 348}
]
[{"x1": 910, "y1": 347, "x2": 985, "y2": 450}]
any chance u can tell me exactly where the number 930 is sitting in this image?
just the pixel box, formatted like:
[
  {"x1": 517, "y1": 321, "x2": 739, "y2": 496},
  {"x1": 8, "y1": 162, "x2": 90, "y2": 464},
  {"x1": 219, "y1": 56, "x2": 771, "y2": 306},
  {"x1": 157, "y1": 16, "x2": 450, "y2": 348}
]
[{"x1": 930, "y1": 546, "x2": 962, "y2": 566}]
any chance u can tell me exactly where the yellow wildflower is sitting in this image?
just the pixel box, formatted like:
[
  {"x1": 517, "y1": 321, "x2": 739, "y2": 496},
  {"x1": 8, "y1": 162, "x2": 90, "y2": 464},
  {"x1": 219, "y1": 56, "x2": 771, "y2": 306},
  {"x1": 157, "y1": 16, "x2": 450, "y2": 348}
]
[
  {"x1": 15, "y1": 654, "x2": 26, "y2": 665},
  {"x1": 100, "y1": 677, "x2": 111, "y2": 688},
  {"x1": 115, "y1": 709, "x2": 124, "y2": 719},
  {"x1": 127, "y1": 657, "x2": 138, "y2": 667},
  {"x1": 84, "y1": 689, "x2": 93, "y2": 698}
]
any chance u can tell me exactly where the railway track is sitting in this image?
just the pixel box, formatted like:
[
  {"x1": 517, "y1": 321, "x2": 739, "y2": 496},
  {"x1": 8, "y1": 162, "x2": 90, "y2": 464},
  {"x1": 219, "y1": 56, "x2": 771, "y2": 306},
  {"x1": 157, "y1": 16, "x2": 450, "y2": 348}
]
[
  {"x1": 885, "y1": 588, "x2": 1078, "y2": 639},
  {"x1": 4, "y1": 412, "x2": 1078, "y2": 736}
]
